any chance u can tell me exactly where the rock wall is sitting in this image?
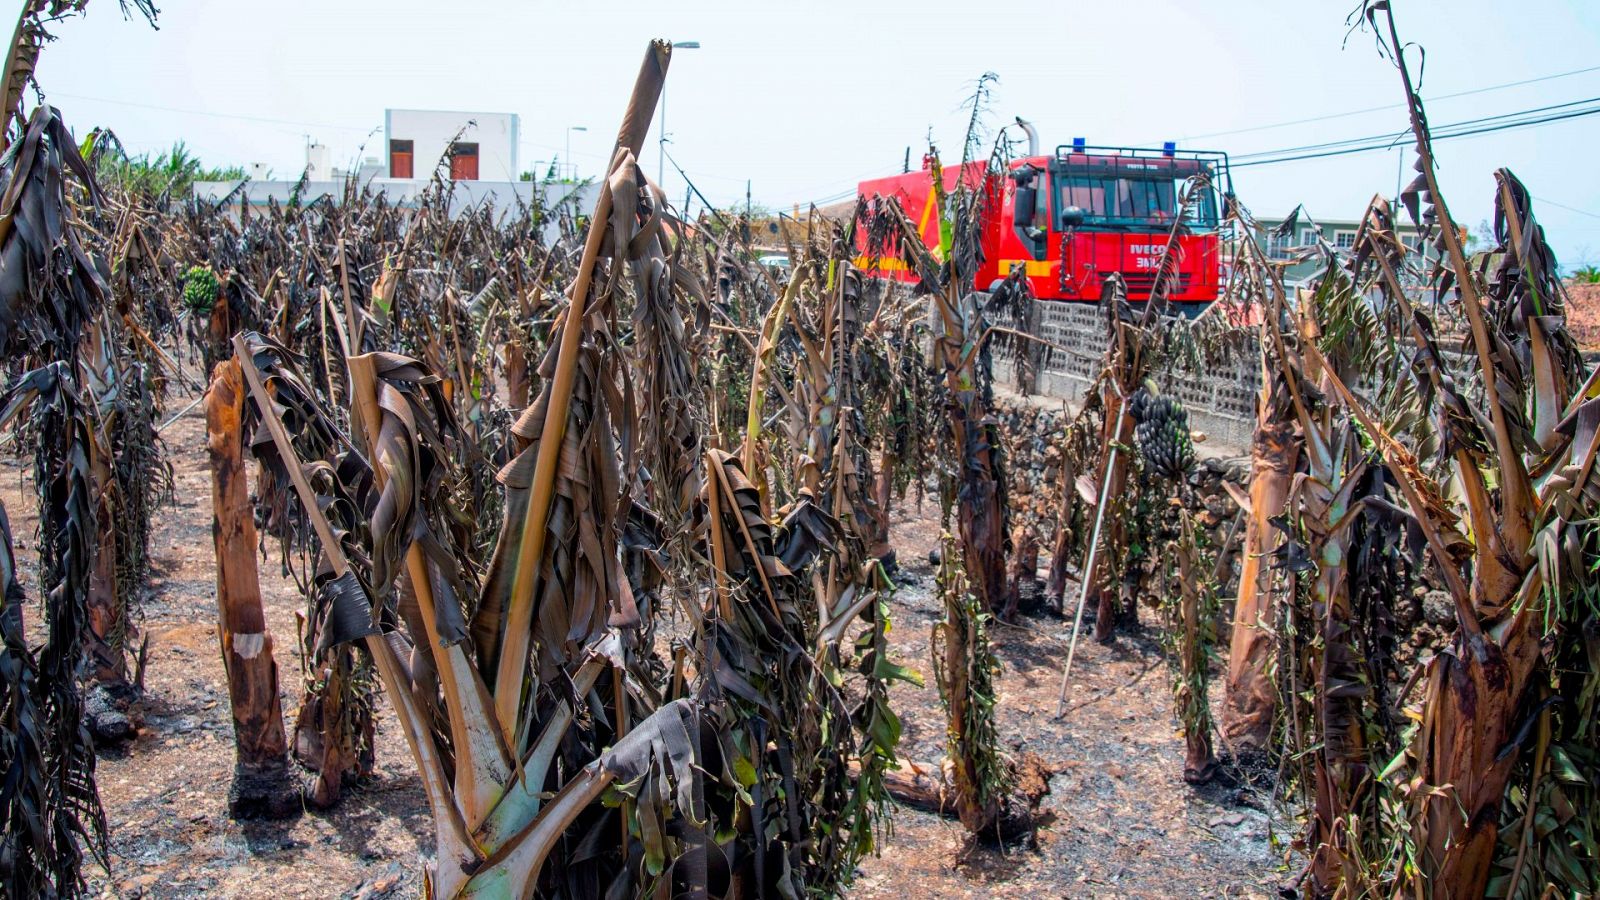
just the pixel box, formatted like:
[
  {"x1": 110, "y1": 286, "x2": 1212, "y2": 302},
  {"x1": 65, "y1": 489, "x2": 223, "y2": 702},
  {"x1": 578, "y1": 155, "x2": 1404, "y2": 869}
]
[{"x1": 995, "y1": 396, "x2": 1248, "y2": 604}]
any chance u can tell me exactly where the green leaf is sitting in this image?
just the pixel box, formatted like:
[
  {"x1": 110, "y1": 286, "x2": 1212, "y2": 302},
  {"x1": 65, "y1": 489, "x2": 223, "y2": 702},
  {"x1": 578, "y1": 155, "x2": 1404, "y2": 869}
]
[
  {"x1": 1549, "y1": 745, "x2": 1587, "y2": 785},
  {"x1": 732, "y1": 754, "x2": 758, "y2": 789},
  {"x1": 869, "y1": 706, "x2": 903, "y2": 750},
  {"x1": 874, "y1": 657, "x2": 924, "y2": 687}
]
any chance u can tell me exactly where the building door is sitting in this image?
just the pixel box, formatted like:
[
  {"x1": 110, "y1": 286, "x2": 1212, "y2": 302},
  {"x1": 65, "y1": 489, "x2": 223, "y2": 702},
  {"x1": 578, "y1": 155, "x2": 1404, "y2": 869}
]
[
  {"x1": 450, "y1": 142, "x2": 479, "y2": 180},
  {"x1": 389, "y1": 139, "x2": 414, "y2": 178}
]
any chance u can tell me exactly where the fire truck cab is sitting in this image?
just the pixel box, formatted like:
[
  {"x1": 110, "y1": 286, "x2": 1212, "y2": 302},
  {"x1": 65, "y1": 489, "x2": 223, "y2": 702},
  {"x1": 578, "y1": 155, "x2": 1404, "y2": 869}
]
[{"x1": 856, "y1": 140, "x2": 1230, "y2": 314}]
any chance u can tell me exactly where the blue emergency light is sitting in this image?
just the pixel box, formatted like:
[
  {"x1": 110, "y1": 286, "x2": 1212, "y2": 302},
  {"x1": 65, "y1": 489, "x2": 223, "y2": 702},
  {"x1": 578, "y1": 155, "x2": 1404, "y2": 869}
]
[
  {"x1": 1162, "y1": 142, "x2": 1176, "y2": 157},
  {"x1": 1072, "y1": 137, "x2": 1086, "y2": 153}
]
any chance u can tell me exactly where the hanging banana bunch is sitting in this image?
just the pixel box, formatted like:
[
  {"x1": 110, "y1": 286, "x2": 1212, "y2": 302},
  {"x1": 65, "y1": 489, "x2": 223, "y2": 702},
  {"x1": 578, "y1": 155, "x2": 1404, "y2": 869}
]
[{"x1": 1128, "y1": 380, "x2": 1196, "y2": 481}]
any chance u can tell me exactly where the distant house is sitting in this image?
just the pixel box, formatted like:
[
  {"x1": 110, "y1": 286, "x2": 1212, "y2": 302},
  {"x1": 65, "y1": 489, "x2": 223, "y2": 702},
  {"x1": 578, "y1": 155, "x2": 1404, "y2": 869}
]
[
  {"x1": 384, "y1": 109, "x2": 520, "y2": 182},
  {"x1": 1251, "y1": 212, "x2": 1433, "y2": 288}
]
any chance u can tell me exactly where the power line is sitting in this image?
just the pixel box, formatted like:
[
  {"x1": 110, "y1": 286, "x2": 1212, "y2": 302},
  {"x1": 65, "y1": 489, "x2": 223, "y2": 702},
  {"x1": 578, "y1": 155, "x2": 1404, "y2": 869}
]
[
  {"x1": 787, "y1": 163, "x2": 922, "y2": 210},
  {"x1": 1533, "y1": 195, "x2": 1600, "y2": 220},
  {"x1": 1230, "y1": 104, "x2": 1600, "y2": 169},
  {"x1": 1172, "y1": 63, "x2": 1600, "y2": 143},
  {"x1": 795, "y1": 98, "x2": 1600, "y2": 207},
  {"x1": 1230, "y1": 95, "x2": 1600, "y2": 162},
  {"x1": 43, "y1": 89, "x2": 377, "y2": 133}
]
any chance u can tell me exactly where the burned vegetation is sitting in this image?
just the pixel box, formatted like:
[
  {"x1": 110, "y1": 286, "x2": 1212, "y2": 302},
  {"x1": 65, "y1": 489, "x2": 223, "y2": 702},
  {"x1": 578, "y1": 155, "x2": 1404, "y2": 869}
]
[{"x1": 0, "y1": 2, "x2": 1594, "y2": 899}]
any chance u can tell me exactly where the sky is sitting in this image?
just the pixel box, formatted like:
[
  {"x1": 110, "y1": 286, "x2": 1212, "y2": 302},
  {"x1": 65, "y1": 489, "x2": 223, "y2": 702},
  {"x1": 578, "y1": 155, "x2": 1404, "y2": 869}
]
[{"x1": 34, "y1": 0, "x2": 1600, "y2": 267}]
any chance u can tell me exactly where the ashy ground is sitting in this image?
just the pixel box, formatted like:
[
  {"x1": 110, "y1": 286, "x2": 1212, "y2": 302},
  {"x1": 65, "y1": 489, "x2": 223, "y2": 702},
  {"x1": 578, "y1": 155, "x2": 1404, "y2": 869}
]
[{"x1": 3, "y1": 395, "x2": 1288, "y2": 899}]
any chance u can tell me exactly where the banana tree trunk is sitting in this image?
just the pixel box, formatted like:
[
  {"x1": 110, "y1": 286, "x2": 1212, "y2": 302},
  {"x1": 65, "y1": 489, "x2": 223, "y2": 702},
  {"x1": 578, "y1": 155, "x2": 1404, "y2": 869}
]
[
  {"x1": 1410, "y1": 621, "x2": 1541, "y2": 897},
  {"x1": 84, "y1": 499, "x2": 123, "y2": 685},
  {"x1": 937, "y1": 293, "x2": 1009, "y2": 615},
  {"x1": 205, "y1": 287, "x2": 232, "y2": 376},
  {"x1": 1176, "y1": 518, "x2": 1217, "y2": 784},
  {"x1": 84, "y1": 322, "x2": 130, "y2": 690},
  {"x1": 1307, "y1": 508, "x2": 1364, "y2": 893},
  {"x1": 1221, "y1": 397, "x2": 1296, "y2": 749},
  {"x1": 1046, "y1": 439, "x2": 1080, "y2": 609},
  {"x1": 1003, "y1": 523, "x2": 1039, "y2": 621},
  {"x1": 505, "y1": 339, "x2": 530, "y2": 409},
  {"x1": 872, "y1": 445, "x2": 896, "y2": 569},
  {"x1": 205, "y1": 359, "x2": 296, "y2": 818},
  {"x1": 941, "y1": 594, "x2": 998, "y2": 834},
  {"x1": 1090, "y1": 388, "x2": 1132, "y2": 643}
]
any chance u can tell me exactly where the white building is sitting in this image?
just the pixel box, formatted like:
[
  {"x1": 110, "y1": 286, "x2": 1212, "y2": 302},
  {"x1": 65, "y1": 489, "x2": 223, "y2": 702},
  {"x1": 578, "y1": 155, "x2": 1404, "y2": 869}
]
[
  {"x1": 305, "y1": 142, "x2": 334, "y2": 180},
  {"x1": 384, "y1": 108, "x2": 520, "y2": 182},
  {"x1": 193, "y1": 107, "x2": 593, "y2": 236}
]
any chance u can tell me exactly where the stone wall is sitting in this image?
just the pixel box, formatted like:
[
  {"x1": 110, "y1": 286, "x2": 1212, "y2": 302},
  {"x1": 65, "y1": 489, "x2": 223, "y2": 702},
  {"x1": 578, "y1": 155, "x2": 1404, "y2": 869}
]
[{"x1": 994, "y1": 395, "x2": 1249, "y2": 606}]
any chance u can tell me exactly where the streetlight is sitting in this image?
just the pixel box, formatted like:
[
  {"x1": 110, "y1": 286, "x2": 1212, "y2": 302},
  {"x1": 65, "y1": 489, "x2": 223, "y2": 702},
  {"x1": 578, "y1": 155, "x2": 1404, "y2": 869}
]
[
  {"x1": 660, "y1": 40, "x2": 700, "y2": 189},
  {"x1": 566, "y1": 125, "x2": 587, "y2": 182}
]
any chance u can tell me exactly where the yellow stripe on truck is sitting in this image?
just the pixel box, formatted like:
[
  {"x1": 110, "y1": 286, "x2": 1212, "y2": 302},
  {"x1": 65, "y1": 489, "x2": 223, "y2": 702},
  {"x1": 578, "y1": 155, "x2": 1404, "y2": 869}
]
[
  {"x1": 998, "y1": 259, "x2": 1055, "y2": 277},
  {"x1": 916, "y1": 183, "x2": 937, "y2": 240},
  {"x1": 854, "y1": 255, "x2": 912, "y2": 273}
]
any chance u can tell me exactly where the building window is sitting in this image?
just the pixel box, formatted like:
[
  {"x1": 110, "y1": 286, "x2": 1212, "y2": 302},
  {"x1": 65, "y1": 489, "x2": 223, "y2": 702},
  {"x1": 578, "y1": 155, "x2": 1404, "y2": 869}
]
[
  {"x1": 450, "y1": 142, "x2": 479, "y2": 181},
  {"x1": 1334, "y1": 230, "x2": 1356, "y2": 250},
  {"x1": 1266, "y1": 231, "x2": 1291, "y2": 259},
  {"x1": 1301, "y1": 228, "x2": 1319, "y2": 246},
  {"x1": 389, "y1": 139, "x2": 414, "y2": 179}
]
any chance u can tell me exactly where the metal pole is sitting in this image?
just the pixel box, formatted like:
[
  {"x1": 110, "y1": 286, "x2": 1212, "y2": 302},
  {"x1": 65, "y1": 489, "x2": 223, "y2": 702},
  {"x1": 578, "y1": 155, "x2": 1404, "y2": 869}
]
[
  {"x1": 1395, "y1": 147, "x2": 1403, "y2": 210},
  {"x1": 564, "y1": 126, "x2": 587, "y2": 182},
  {"x1": 1054, "y1": 385, "x2": 1129, "y2": 718},
  {"x1": 659, "y1": 41, "x2": 698, "y2": 194}
]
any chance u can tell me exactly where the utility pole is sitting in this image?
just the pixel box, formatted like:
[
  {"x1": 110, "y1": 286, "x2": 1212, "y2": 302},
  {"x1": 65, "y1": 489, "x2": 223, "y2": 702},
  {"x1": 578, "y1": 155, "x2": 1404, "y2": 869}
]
[
  {"x1": 659, "y1": 41, "x2": 700, "y2": 192},
  {"x1": 746, "y1": 179, "x2": 751, "y2": 217},
  {"x1": 566, "y1": 125, "x2": 587, "y2": 182}
]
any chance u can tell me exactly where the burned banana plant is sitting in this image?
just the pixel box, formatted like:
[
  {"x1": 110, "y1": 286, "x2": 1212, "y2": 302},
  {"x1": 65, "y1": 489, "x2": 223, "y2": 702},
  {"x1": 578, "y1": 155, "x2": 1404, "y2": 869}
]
[
  {"x1": 865, "y1": 152, "x2": 1011, "y2": 616},
  {"x1": 1266, "y1": 320, "x2": 1418, "y2": 894},
  {"x1": 0, "y1": 366, "x2": 107, "y2": 898},
  {"x1": 233, "y1": 320, "x2": 704, "y2": 898},
  {"x1": 0, "y1": 84, "x2": 144, "y2": 897},
  {"x1": 220, "y1": 45, "x2": 723, "y2": 899},
  {"x1": 79, "y1": 319, "x2": 171, "y2": 732},
  {"x1": 694, "y1": 450, "x2": 903, "y2": 893},
  {"x1": 1158, "y1": 511, "x2": 1219, "y2": 785},
  {"x1": 237, "y1": 335, "x2": 377, "y2": 808},
  {"x1": 1292, "y1": 7, "x2": 1600, "y2": 895},
  {"x1": 930, "y1": 530, "x2": 1014, "y2": 838}
]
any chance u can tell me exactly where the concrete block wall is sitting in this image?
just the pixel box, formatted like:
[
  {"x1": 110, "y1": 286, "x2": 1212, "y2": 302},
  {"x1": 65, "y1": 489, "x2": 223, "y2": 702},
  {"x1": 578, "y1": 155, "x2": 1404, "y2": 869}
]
[
  {"x1": 1005, "y1": 302, "x2": 1261, "y2": 449},
  {"x1": 994, "y1": 299, "x2": 1478, "y2": 453}
]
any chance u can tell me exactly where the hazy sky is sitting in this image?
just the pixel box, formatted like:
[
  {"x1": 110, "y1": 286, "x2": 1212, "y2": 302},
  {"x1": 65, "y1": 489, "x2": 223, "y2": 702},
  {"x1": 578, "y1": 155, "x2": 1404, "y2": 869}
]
[{"x1": 35, "y1": 0, "x2": 1600, "y2": 265}]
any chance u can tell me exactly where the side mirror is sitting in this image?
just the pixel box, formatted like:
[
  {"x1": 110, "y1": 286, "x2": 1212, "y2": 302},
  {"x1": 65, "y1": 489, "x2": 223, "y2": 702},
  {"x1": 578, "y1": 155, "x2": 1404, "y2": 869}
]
[
  {"x1": 1014, "y1": 185, "x2": 1036, "y2": 228},
  {"x1": 1061, "y1": 206, "x2": 1086, "y2": 229}
]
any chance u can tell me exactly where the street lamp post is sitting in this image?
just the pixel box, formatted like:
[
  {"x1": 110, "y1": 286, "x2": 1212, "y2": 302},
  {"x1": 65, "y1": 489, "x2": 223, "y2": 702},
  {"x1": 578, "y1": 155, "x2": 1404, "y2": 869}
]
[
  {"x1": 660, "y1": 40, "x2": 700, "y2": 190},
  {"x1": 566, "y1": 125, "x2": 587, "y2": 182}
]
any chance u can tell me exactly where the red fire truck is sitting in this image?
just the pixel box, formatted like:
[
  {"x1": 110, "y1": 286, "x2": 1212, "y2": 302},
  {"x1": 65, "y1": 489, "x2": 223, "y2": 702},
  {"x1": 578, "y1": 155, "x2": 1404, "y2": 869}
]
[{"x1": 855, "y1": 127, "x2": 1230, "y2": 313}]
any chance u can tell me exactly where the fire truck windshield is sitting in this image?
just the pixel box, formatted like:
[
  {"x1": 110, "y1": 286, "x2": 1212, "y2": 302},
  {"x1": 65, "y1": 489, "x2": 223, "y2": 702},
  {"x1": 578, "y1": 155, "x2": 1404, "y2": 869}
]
[{"x1": 1055, "y1": 169, "x2": 1218, "y2": 231}]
